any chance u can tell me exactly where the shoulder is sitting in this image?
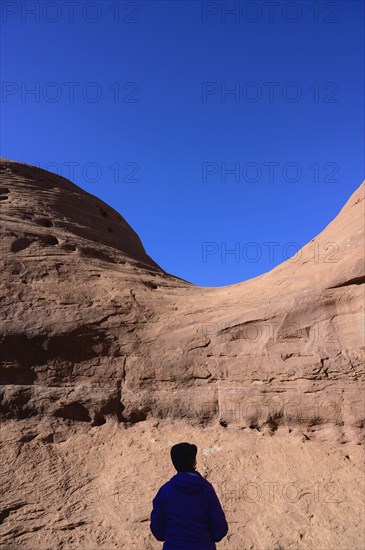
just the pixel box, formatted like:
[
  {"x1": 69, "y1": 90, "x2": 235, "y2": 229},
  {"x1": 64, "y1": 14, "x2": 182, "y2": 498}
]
[
  {"x1": 201, "y1": 478, "x2": 219, "y2": 499},
  {"x1": 196, "y1": 472, "x2": 213, "y2": 487},
  {"x1": 154, "y1": 478, "x2": 173, "y2": 498}
]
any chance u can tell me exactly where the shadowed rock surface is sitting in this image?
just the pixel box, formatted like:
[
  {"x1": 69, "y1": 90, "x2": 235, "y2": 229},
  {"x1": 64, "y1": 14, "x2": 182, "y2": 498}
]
[{"x1": 0, "y1": 158, "x2": 364, "y2": 549}]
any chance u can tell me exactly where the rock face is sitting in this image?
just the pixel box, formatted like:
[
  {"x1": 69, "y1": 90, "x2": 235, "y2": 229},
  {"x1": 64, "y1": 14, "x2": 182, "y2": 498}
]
[
  {"x1": 1, "y1": 158, "x2": 364, "y2": 440},
  {"x1": 0, "y1": 158, "x2": 364, "y2": 549}
]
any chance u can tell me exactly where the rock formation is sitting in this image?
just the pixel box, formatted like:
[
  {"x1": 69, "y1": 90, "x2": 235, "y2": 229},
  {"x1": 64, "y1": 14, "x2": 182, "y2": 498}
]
[{"x1": 0, "y1": 158, "x2": 364, "y2": 549}]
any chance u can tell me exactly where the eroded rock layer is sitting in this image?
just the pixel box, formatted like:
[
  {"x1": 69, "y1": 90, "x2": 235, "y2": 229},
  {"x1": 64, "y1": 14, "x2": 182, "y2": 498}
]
[
  {"x1": 1, "y1": 158, "x2": 364, "y2": 549},
  {"x1": 1, "y1": 158, "x2": 364, "y2": 443}
]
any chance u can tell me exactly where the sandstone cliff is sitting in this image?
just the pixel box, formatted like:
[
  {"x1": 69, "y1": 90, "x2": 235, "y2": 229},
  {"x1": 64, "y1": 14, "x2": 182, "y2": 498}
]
[
  {"x1": 0, "y1": 158, "x2": 364, "y2": 549},
  {"x1": 1, "y1": 158, "x2": 364, "y2": 441}
]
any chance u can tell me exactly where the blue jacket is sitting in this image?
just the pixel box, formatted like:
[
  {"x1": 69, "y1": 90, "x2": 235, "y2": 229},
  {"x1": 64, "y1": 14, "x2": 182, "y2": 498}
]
[{"x1": 150, "y1": 471, "x2": 228, "y2": 549}]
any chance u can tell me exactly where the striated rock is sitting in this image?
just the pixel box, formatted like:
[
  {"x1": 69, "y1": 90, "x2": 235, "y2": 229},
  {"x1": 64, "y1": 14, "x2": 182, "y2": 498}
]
[
  {"x1": 0, "y1": 158, "x2": 364, "y2": 549},
  {"x1": 1, "y1": 158, "x2": 364, "y2": 440}
]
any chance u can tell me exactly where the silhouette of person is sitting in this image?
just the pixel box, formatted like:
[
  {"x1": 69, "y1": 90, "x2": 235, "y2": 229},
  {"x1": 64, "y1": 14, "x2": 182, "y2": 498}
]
[{"x1": 150, "y1": 442, "x2": 228, "y2": 549}]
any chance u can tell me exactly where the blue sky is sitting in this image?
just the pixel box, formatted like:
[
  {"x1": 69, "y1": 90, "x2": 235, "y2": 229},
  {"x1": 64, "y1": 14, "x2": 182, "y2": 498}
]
[{"x1": 1, "y1": 0, "x2": 364, "y2": 286}]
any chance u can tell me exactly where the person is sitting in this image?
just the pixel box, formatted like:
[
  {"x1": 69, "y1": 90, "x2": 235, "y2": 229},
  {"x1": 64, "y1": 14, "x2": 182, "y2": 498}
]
[{"x1": 150, "y1": 442, "x2": 228, "y2": 549}]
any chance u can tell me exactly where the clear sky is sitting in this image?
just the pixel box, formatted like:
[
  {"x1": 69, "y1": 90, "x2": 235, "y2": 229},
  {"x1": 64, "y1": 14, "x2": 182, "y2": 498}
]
[{"x1": 1, "y1": 0, "x2": 364, "y2": 286}]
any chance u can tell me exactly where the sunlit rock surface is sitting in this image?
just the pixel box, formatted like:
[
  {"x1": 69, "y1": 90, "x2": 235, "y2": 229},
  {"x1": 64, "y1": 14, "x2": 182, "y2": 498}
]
[{"x1": 0, "y1": 158, "x2": 364, "y2": 548}]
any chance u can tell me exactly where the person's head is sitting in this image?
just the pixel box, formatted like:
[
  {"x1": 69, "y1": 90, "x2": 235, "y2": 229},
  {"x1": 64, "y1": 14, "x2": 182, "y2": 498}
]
[{"x1": 170, "y1": 442, "x2": 197, "y2": 473}]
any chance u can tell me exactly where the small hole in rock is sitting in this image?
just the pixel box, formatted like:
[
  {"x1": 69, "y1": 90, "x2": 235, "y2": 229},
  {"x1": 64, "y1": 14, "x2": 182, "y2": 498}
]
[
  {"x1": 91, "y1": 413, "x2": 106, "y2": 427},
  {"x1": 98, "y1": 206, "x2": 108, "y2": 218},
  {"x1": 36, "y1": 218, "x2": 53, "y2": 228},
  {"x1": 11, "y1": 238, "x2": 32, "y2": 253},
  {"x1": 43, "y1": 236, "x2": 59, "y2": 246},
  {"x1": 144, "y1": 281, "x2": 158, "y2": 289},
  {"x1": 20, "y1": 433, "x2": 37, "y2": 443},
  {"x1": 62, "y1": 244, "x2": 77, "y2": 252},
  {"x1": 10, "y1": 262, "x2": 25, "y2": 275},
  {"x1": 249, "y1": 423, "x2": 260, "y2": 431},
  {"x1": 54, "y1": 403, "x2": 91, "y2": 422}
]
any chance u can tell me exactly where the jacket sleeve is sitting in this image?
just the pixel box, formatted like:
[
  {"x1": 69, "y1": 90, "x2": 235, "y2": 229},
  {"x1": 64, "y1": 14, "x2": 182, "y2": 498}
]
[
  {"x1": 150, "y1": 488, "x2": 166, "y2": 541},
  {"x1": 206, "y1": 483, "x2": 229, "y2": 542}
]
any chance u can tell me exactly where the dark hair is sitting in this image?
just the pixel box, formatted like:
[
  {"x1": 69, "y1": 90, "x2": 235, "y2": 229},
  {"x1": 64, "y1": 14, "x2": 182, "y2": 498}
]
[{"x1": 170, "y1": 442, "x2": 197, "y2": 472}]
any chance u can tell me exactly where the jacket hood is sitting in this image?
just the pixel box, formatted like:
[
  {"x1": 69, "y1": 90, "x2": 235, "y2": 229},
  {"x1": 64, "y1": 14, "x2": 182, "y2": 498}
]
[{"x1": 170, "y1": 471, "x2": 206, "y2": 495}]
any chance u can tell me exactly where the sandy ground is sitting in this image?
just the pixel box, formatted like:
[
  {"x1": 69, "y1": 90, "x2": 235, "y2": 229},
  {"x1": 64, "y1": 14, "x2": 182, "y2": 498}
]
[{"x1": 1, "y1": 417, "x2": 364, "y2": 550}]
